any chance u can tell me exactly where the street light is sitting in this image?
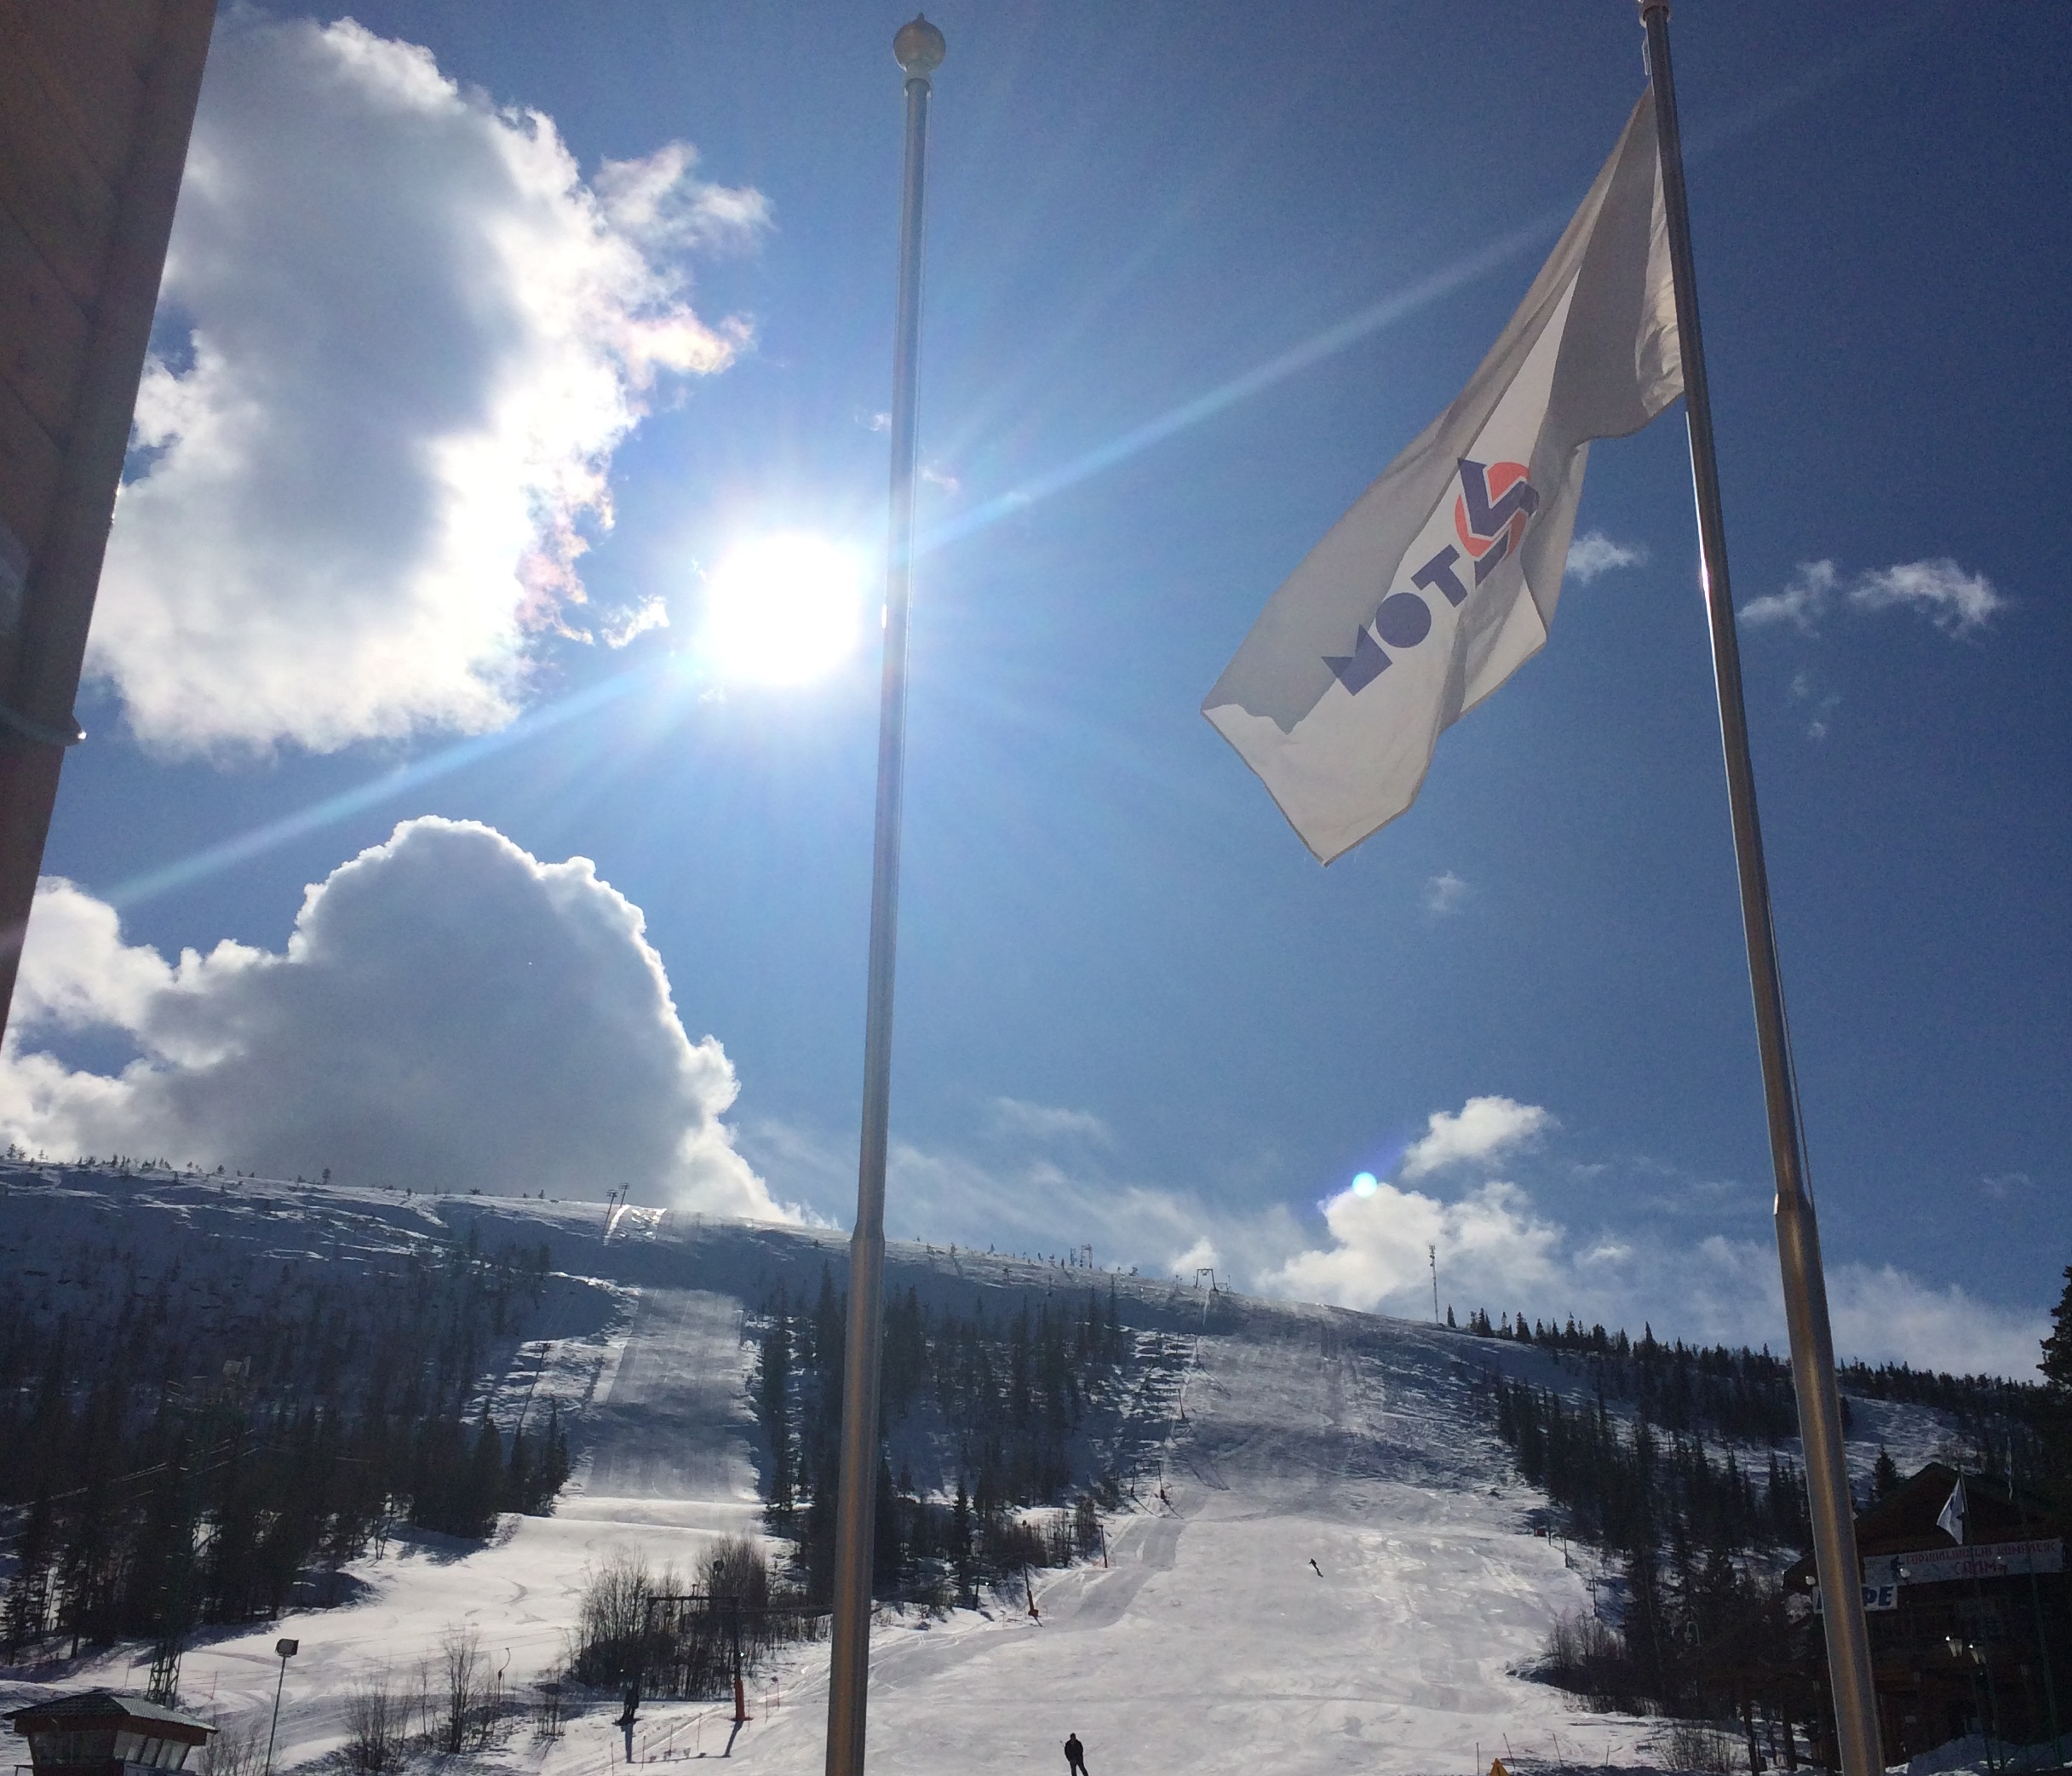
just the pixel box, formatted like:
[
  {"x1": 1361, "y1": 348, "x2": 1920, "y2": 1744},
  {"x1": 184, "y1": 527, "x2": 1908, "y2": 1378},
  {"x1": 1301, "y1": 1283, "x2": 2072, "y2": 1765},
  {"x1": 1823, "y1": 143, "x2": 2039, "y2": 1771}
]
[{"x1": 263, "y1": 1638, "x2": 298, "y2": 1776}]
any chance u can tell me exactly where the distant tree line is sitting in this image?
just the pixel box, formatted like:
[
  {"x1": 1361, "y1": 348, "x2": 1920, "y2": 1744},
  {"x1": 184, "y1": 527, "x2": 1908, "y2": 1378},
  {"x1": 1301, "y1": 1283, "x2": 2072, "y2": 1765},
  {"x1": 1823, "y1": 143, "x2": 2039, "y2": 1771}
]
[
  {"x1": 0, "y1": 1220, "x2": 571, "y2": 1664},
  {"x1": 1472, "y1": 1302, "x2": 2063, "y2": 1746},
  {"x1": 751, "y1": 1268, "x2": 1137, "y2": 1606},
  {"x1": 1457, "y1": 1310, "x2": 1807, "y2": 1444}
]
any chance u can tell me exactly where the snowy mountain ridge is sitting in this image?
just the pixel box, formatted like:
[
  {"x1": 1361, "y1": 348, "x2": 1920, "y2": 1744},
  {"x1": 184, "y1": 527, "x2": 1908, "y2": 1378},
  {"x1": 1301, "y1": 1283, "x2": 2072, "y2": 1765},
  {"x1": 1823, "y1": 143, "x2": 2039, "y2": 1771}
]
[{"x1": 0, "y1": 1162, "x2": 1961, "y2": 1776}]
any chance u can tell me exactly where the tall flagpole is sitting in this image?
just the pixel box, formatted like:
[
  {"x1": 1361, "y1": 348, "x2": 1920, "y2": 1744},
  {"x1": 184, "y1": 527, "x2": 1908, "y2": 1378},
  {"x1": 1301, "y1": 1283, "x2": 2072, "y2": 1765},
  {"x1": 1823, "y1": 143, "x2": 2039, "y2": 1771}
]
[
  {"x1": 824, "y1": 17, "x2": 944, "y2": 1776},
  {"x1": 1639, "y1": 8, "x2": 1882, "y2": 1774}
]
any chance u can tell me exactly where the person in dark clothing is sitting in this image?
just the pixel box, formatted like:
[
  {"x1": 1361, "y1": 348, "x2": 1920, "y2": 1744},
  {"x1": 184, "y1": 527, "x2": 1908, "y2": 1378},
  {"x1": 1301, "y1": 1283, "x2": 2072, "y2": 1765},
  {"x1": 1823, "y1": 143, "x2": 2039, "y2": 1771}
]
[{"x1": 1064, "y1": 1733, "x2": 1088, "y2": 1775}]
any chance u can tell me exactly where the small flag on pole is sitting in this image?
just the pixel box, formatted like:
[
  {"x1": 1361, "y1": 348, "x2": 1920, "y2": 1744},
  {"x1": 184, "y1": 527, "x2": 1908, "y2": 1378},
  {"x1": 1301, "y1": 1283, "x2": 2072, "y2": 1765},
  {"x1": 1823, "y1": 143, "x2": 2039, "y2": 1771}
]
[
  {"x1": 1937, "y1": 1476, "x2": 1966, "y2": 1545},
  {"x1": 1204, "y1": 91, "x2": 1683, "y2": 863}
]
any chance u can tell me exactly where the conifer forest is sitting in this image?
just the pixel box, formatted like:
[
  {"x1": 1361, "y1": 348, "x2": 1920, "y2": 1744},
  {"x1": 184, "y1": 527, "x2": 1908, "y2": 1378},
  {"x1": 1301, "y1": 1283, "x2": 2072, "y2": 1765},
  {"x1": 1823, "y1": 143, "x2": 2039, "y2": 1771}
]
[
  {"x1": 748, "y1": 1267, "x2": 1158, "y2": 1605},
  {"x1": 0, "y1": 1198, "x2": 571, "y2": 1662},
  {"x1": 1462, "y1": 1307, "x2": 2064, "y2": 1738}
]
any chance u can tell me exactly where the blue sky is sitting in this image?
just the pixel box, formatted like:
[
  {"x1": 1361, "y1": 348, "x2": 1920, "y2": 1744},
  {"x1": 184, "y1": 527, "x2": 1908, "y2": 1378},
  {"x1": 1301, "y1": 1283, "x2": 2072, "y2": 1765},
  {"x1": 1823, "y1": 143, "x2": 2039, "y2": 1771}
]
[{"x1": 9, "y1": 0, "x2": 2066, "y2": 1375}]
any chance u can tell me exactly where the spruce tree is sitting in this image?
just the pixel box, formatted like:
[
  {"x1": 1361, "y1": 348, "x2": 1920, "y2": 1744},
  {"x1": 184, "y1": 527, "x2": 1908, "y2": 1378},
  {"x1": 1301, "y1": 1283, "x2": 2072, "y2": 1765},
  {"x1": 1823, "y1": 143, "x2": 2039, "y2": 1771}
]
[
  {"x1": 465, "y1": 1412, "x2": 505, "y2": 1536},
  {"x1": 2041, "y1": 1264, "x2": 2072, "y2": 1389}
]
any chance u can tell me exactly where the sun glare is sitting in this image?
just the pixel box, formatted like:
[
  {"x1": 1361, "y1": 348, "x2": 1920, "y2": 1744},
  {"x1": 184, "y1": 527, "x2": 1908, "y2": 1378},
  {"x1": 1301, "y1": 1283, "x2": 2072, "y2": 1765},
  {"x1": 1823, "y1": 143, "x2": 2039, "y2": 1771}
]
[{"x1": 702, "y1": 534, "x2": 866, "y2": 686}]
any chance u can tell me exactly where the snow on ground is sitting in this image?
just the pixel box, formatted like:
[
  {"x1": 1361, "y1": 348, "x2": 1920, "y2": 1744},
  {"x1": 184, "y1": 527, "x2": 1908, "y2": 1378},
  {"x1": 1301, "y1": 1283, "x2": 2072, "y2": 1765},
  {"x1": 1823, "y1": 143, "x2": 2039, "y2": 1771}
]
[
  {"x1": 0, "y1": 1176, "x2": 1959, "y2": 1776},
  {"x1": 699, "y1": 1303, "x2": 1648, "y2": 1776}
]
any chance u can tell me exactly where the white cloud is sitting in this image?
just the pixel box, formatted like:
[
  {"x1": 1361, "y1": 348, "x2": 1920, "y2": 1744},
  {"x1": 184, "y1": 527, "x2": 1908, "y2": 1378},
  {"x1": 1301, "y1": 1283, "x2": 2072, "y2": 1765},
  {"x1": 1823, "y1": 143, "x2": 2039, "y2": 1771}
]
[
  {"x1": 1399, "y1": 1094, "x2": 1552, "y2": 1179},
  {"x1": 1565, "y1": 530, "x2": 1646, "y2": 583},
  {"x1": 1789, "y1": 667, "x2": 1840, "y2": 741},
  {"x1": 741, "y1": 1117, "x2": 1306, "y2": 1280},
  {"x1": 987, "y1": 1096, "x2": 1114, "y2": 1146},
  {"x1": 1978, "y1": 1171, "x2": 2031, "y2": 1202},
  {"x1": 746, "y1": 1092, "x2": 2046, "y2": 1377},
  {"x1": 1848, "y1": 557, "x2": 2004, "y2": 634},
  {"x1": 887, "y1": 1142, "x2": 1301, "y2": 1279},
  {"x1": 1, "y1": 819, "x2": 780, "y2": 1216},
  {"x1": 1265, "y1": 1167, "x2": 2044, "y2": 1377},
  {"x1": 1740, "y1": 559, "x2": 1836, "y2": 631},
  {"x1": 1272, "y1": 1176, "x2": 1565, "y2": 1317},
  {"x1": 1742, "y1": 557, "x2": 2002, "y2": 640},
  {"x1": 91, "y1": 17, "x2": 764, "y2": 755},
  {"x1": 1422, "y1": 870, "x2": 1471, "y2": 916},
  {"x1": 1826, "y1": 1265, "x2": 2044, "y2": 1379}
]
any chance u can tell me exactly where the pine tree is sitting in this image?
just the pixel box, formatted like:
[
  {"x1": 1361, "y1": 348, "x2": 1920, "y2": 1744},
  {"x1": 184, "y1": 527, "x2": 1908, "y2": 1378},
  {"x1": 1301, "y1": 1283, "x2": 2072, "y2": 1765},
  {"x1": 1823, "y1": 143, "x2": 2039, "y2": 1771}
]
[
  {"x1": 503, "y1": 1428, "x2": 534, "y2": 1514},
  {"x1": 537, "y1": 1400, "x2": 571, "y2": 1503},
  {"x1": 465, "y1": 1411, "x2": 505, "y2": 1536},
  {"x1": 2041, "y1": 1264, "x2": 2072, "y2": 1389}
]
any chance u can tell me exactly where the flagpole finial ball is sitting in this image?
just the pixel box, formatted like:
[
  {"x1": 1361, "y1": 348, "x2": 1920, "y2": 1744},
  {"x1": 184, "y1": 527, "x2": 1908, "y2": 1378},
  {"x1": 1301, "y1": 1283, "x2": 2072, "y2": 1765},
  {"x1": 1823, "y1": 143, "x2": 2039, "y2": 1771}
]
[{"x1": 894, "y1": 15, "x2": 945, "y2": 76}]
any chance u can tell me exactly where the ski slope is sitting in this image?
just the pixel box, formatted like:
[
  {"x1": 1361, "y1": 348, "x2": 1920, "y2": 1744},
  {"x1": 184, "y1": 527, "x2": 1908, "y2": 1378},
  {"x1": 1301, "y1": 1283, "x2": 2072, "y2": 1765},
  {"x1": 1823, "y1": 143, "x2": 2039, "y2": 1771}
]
[
  {"x1": 704, "y1": 1302, "x2": 1642, "y2": 1776},
  {"x1": 0, "y1": 1174, "x2": 1957, "y2": 1776}
]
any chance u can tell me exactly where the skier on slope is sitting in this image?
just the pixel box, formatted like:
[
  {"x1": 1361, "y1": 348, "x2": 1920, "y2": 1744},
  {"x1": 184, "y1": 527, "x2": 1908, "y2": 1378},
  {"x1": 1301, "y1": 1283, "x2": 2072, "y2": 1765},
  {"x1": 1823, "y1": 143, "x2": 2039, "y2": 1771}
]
[{"x1": 1065, "y1": 1733, "x2": 1088, "y2": 1775}]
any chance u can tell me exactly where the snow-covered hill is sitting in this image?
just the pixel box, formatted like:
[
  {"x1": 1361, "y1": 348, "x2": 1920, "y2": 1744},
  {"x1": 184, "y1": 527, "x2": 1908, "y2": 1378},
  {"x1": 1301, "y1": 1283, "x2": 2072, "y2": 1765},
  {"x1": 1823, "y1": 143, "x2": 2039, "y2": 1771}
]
[{"x1": 0, "y1": 1165, "x2": 1961, "y2": 1776}]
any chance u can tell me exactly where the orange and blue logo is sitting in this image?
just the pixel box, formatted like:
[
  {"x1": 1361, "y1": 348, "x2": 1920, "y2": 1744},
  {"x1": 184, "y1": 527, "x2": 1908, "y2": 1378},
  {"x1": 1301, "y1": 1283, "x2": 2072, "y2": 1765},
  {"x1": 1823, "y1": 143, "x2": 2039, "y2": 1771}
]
[
  {"x1": 1325, "y1": 457, "x2": 1541, "y2": 694},
  {"x1": 1455, "y1": 457, "x2": 1536, "y2": 577}
]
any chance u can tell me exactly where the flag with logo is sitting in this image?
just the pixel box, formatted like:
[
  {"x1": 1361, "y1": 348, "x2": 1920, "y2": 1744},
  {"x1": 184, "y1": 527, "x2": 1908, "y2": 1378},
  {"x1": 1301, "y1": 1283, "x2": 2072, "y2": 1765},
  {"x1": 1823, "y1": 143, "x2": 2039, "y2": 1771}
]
[
  {"x1": 1937, "y1": 1476, "x2": 1966, "y2": 1545},
  {"x1": 1203, "y1": 91, "x2": 1683, "y2": 863}
]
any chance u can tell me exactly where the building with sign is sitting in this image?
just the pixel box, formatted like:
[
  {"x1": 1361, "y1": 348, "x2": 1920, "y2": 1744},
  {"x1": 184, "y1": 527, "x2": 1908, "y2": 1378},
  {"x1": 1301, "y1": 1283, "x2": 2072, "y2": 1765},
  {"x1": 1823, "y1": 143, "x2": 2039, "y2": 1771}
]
[{"x1": 1785, "y1": 1463, "x2": 2069, "y2": 1764}]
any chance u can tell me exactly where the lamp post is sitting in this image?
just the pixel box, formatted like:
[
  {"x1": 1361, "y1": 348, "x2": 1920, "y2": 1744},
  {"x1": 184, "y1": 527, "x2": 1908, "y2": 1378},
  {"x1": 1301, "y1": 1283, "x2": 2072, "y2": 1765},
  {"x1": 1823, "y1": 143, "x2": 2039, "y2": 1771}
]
[{"x1": 262, "y1": 1638, "x2": 297, "y2": 1776}]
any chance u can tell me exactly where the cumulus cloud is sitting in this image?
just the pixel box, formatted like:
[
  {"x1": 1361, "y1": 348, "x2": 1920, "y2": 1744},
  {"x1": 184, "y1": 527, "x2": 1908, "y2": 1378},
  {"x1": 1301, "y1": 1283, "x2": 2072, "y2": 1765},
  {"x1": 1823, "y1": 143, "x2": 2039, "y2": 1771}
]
[
  {"x1": 748, "y1": 1091, "x2": 2046, "y2": 1376},
  {"x1": 1266, "y1": 1155, "x2": 2044, "y2": 1377},
  {"x1": 1399, "y1": 1094, "x2": 1552, "y2": 1179},
  {"x1": 0, "y1": 819, "x2": 779, "y2": 1215},
  {"x1": 1423, "y1": 870, "x2": 1471, "y2": 916},
  {"x1": 1273, "y1": 1175, "x2": 1565, "y2": 1315},
  {"x1": 1742, "y1": 557, "x2": 2002, "y2": 639},
  {"x1": 1565, "y1": 530, "x2": 1646, "y2": 583},
  {"x1": 91, "y1": 16, "x2": 764, "y2": 755}
]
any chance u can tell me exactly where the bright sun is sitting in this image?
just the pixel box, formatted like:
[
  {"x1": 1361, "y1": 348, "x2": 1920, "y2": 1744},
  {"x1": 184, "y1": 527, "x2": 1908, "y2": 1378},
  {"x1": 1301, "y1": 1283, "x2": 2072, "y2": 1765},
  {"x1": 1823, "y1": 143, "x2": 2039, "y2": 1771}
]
[{"x1": 702, "y1": 534, "x2": 866, "y2": 686}]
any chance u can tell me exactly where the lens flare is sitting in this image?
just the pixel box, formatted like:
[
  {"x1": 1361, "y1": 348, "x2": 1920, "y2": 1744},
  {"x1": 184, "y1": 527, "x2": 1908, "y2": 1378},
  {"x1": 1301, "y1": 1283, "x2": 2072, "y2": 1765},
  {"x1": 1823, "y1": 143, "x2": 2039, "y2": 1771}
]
[{"x1": 703, "y1": 534, "x2": 864, "y2": 685}]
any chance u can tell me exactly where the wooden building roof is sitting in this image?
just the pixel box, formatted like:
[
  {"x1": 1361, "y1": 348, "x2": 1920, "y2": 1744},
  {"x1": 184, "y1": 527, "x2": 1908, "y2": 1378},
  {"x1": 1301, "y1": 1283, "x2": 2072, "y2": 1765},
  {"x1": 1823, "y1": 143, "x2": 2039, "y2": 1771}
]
[{"x1": 5, "y1": 1691, "x2": 214, "y2": 1744}]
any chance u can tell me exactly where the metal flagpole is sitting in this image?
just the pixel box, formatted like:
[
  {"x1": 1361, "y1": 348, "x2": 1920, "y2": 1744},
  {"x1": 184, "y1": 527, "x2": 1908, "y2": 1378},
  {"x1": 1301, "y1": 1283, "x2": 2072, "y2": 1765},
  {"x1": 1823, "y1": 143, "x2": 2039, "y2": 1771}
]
[
  {"x1": 1637, "y1": 8, "x2": 1882, "y2": 1776},
  {"x1": 824, "y1": 17, "x2": 944, "y2": 1776}
]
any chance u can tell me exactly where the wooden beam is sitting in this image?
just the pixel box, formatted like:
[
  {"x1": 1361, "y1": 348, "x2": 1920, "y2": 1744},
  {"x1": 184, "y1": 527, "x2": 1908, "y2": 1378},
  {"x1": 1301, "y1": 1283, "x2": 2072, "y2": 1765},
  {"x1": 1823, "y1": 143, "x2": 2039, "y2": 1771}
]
[
  {"x1": 0, "y1": 40, "x2": 122, "y2": 307},
  {"x1": 0, "y1": 203, "x2": 95, "y2": 447},
  {"x1": 0, "y1": 0, "x2": 218, "y2": 1030},
  {"x1": 0, "y1": 0, "x2": 150, "y2": 187}
]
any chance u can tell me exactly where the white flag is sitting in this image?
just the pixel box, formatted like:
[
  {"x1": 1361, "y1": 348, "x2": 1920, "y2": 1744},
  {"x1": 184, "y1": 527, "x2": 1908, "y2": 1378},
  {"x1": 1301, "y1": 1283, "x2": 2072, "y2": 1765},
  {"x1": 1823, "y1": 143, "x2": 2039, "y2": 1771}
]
[
  {"x1": 1937, "y1": 1477, "x2": 1966, "y2": 1545},
  {"x1": 1203, "y1": 91, "x2": 1683, "y2": 863}
]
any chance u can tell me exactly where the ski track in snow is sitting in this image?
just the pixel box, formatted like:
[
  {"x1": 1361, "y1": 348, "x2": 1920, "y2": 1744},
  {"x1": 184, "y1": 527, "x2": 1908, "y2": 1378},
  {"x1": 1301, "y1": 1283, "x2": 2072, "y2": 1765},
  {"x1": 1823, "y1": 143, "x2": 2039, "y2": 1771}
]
[{"x1": 0, "y1": 1170, "x2": 1960, "y2": 1776}]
